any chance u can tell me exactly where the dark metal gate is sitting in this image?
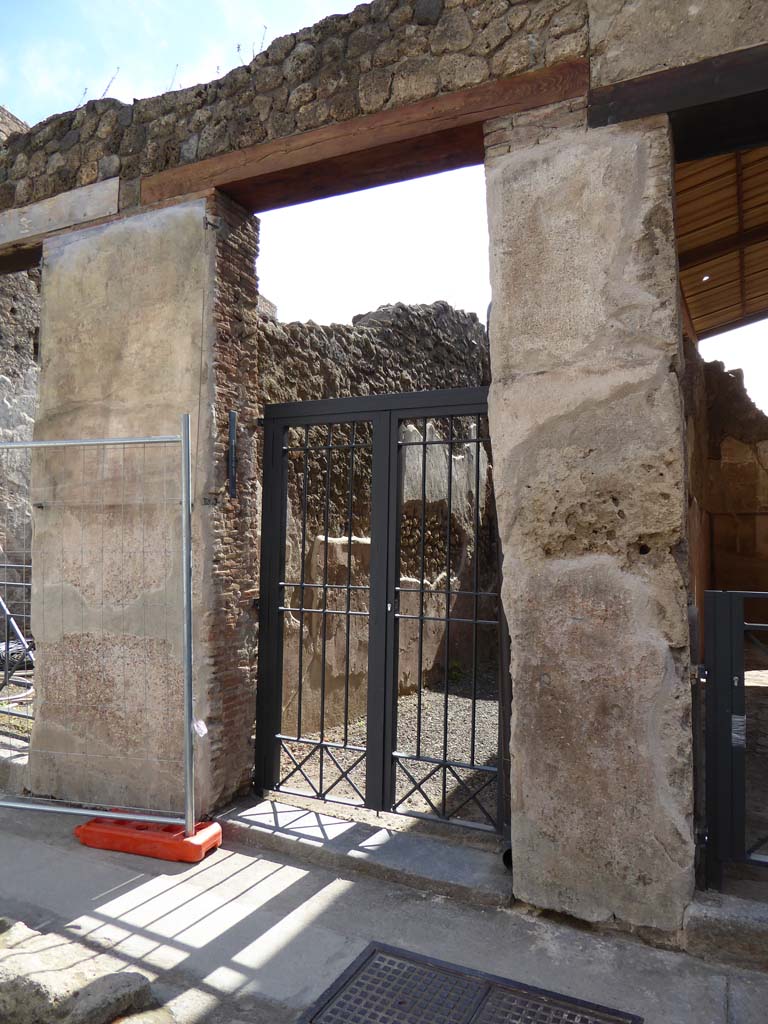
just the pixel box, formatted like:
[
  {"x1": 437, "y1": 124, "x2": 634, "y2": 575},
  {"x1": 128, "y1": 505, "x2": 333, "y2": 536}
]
[
  {"x1": 704, "y1": 590, "x2": 768, "y2": 885},
  {"x1": 255, "y1": 388, "x2": 510, "y2": 833}
]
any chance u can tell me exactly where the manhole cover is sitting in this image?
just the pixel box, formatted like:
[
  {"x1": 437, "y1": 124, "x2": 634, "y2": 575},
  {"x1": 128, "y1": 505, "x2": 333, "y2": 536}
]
[{"x1": 299, "y1": 944, "x2": 643, "y2": 1024}]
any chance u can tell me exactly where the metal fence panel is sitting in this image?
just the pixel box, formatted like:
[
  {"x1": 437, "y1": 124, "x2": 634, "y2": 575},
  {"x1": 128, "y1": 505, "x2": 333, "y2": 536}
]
[{"x1": 0, "y1": 416, "x2": 195, "y2": 832}]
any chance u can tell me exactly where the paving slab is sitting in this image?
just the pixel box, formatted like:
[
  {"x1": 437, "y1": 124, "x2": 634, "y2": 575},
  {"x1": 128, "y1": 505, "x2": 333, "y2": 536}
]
[
  {"x1": 0, "y1": 806, "x2": 767, "y2": 1024},
  {"x1": 217, "y1": 798, "x2": 512, "y2": 907}
]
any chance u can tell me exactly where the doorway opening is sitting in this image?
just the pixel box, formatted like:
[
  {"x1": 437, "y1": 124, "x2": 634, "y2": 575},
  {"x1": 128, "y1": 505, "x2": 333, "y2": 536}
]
[
  {"x1": 676, "y1": 139, "x2": 768, "y2": 887},
  {"x1": 249, "y1": 166, "x2": 506, "y2": 834}
]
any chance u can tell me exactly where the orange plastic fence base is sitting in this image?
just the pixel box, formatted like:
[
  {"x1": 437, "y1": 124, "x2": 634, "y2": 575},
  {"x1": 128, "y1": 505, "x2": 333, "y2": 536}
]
[{"x1": 74, "y1": 818, "x2": 222, "y2": 863}]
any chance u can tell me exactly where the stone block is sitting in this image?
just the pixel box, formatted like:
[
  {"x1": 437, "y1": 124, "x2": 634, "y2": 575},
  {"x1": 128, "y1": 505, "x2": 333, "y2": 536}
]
[
  {"x1": 0, "y1": 919, "x2": 151, "y2": 1024},
  {"x1": 589, "y1": 0, "x2": 768, "y2": 88}
]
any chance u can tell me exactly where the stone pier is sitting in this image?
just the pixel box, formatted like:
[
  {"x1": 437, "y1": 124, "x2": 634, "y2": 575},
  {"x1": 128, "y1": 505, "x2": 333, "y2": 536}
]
[{"x1": 485, "y1": 105, "x2": 694, "y2": 930}]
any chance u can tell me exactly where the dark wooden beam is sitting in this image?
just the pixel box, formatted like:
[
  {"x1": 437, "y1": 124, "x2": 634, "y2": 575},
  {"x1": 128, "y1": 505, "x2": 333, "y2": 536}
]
[
  {"x1": 678, "y1": 222, "x2": 768, "y2": 270},
  {"x1": 671, "y1": 88, "x2": 768, "y2": 163},
  {"x1": 141, "y1": 59, "x2": 588, "y2": 210},
  {"x1": 698, "y1": 307, "x2": 768, "y2": 340},
  {"x1": 225, "y1": 123, "x2": 484, "y2": 212},
  {"x1": 0, "y1": 243, "x2": 42, "y2": 276},
  {"x1": 588, "y1": 43, "x2": 768, "y2": 131}
]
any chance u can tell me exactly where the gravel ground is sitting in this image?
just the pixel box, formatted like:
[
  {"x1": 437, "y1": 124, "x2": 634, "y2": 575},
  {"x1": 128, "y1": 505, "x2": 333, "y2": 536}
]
[{"x1": 278, "y1": 670, "x2": 501, "y2": 830}]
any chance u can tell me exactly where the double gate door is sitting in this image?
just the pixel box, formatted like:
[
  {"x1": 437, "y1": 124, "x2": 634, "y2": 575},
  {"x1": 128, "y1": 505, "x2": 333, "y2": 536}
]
[{"x1": 255, "y1": 388, "x2": 509, "y2": 833}]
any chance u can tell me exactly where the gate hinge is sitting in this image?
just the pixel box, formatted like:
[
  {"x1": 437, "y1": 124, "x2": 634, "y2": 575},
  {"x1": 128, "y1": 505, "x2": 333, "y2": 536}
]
[
  {"x1": 696, "y1": 828, "x2": 709, "y2": 849},
  {"x1": 731, "y1": 714, "x2": 747, "y2": 748},
  {"x1": 696, "y1": 665, "x2": 708, "y2": 685}
]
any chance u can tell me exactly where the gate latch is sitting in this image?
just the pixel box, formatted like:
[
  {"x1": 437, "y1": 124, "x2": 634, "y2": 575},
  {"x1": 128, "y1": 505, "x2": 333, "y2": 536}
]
[{"x1": 731, "y1": 714, "x2": 747, "y2": 748}]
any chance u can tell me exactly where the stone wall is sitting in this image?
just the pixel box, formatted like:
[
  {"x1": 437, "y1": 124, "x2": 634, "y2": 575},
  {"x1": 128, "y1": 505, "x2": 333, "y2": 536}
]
[
  {"x1": 256, "y1": 300, "x2": 489, "y2": 403},
  {"x1": 588, "y1": 0, "x2": 768, "y2": 88},
  {"x1": 3, "y1": 0, "x2": 764, "y2": 222},
  {"x1": 0, "y1": 106, "x2": 27, "y2": 146},
  {"x1": 683, "y1": 342, "x2": 768, "y2": 604},
  {"x1": 0, "y1": 0, "x2": 590, "y2": 214},
  {"x1": 0, "y1": 267, "x2": 40, "y2": 607}
]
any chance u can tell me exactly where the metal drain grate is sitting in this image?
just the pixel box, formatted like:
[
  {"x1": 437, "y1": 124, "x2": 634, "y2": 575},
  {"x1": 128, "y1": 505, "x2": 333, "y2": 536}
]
[{"x1": 299, "y1": 944, "x2": 643, "y2": 1024}]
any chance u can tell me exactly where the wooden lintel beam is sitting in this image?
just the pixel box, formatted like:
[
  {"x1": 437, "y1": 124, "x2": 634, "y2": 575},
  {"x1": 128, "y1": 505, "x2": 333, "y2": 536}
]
[
  {"x1": 588, "y1": 42, "x2": 768, "y2": 130},
  {"x1": 0, "y1": 243, "x2": 42, "y2": 276},
  {"x1": 678, "y1": 222, "x2": 768, "y2": 271},
  {"x1": 141, "y1": 59, "x2": 588, "y2": 210}
]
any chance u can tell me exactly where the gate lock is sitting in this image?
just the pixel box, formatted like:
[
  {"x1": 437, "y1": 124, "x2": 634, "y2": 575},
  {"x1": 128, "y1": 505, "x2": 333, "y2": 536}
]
[{"x1": 731, "y1": 714, "x2": 747, "y2": 748}]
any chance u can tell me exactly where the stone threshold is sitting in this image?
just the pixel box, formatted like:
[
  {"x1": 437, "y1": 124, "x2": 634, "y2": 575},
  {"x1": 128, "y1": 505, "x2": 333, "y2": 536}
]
[
  {"x1": 216, "y1": 795, "x2": 768, "y2": 974},
  {"x1": 216, "y1": 794, "x2": 513, "y2": 909},
  {"x1": 683, "y1": 890, "x2": 768, "y2": 973}
]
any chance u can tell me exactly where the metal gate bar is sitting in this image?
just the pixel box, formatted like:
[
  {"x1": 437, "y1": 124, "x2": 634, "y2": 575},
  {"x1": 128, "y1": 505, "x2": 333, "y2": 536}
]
[
  {"x1": 0, "y1": 415, "x2": 196, "y2": 835},
  {"x1": 385, "y1": 395, "x2": 502, "y2": 831}
]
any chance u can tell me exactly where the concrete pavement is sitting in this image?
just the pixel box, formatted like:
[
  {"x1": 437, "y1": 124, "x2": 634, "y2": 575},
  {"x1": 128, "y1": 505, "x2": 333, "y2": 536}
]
[{"x1": 0, "y1": 806, "x2": 766, "y2": 1023}]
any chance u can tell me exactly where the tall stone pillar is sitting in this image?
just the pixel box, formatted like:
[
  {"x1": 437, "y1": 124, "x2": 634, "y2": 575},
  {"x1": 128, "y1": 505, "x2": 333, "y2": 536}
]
[
  {"x1": 28, "y1": 194, "x2": 260, "y2": 817},
  {"x1": 484, "y1": 104, "x2": 694, "y2": 930}
]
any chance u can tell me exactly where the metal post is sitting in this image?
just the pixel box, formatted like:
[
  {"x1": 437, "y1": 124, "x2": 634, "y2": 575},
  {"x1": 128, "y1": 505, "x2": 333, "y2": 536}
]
[{"x1": 181, "y1": 414, "x2": 195, "y2": 837}]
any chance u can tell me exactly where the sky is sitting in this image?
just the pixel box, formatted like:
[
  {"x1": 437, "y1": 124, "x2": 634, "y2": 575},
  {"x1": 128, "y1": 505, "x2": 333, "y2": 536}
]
[{"x1": 0, "y1": 0, "x2": 766, "y2": 409}]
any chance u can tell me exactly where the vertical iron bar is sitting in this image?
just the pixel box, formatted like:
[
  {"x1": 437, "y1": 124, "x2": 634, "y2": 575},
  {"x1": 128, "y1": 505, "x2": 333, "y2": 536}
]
[
  {"x1": 416, "y1": 417, "x2": 427, "y2": 758},
  {"x1": 181, "y1": 413, "x2": 195, "y2": 837},
  {"x1": 367, "y1": 412, "x2": 392, "y2": 812},
  {"x1": 343, "y1": 423, "x2": 356, "y2": 747},
  {"x1": 705, "y1": 590, "x2": 732, "y2": 887},
  {"x1": 296, "y1": 426, "x2": 310, "y2": 742},
  {"x1": 254, "y1": 418, "x2": 284, "y2": 791},
  {"x1": 442, "y1": 417, "x2": 454, "y2": 818},
  {"x1": 3, "y1": 607, "x2": 8, "y2": 692},
  {"x1": 318, "y1": 424, "x2": 333, "y2": 796},
  {"x1": 731, "y1": 593, "x2": 746, "y2": 860},
  {"x1": 471, "y1": 415, "x2": 480, "y2": 766}
]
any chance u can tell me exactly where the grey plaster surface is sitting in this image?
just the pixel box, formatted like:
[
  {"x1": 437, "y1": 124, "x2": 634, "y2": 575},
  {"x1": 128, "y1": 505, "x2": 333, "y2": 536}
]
[{"x1": 0, "y1": 806, "x2": 766, "y2": 1024}]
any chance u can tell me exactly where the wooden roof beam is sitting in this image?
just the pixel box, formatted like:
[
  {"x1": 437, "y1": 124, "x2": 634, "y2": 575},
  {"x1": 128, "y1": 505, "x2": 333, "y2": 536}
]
[{"x1": 678, "y1": 222, "x2": 768, "y2": 270}]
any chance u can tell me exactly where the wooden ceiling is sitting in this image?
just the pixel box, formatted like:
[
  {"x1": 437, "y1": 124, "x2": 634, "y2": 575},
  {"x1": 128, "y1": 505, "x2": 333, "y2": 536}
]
[{"x1": 676, "y1": 144, "x2": 768, "y2": 339}]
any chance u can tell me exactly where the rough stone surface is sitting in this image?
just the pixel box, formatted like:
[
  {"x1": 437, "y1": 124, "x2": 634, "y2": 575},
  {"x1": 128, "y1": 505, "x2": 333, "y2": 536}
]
[
  {"x1": 0, "y1": 108, "x2": 27, "y2": 152},
  {"x1": 684, "y1": 892, "x2": 768, "y2": 972},
  {"x1": 256, "y1": 300, "x2": 489, "y2": 402},
  {"x1": 588, "y1": 0, "x2": 768, "y2": 87},
  {"x1": 0, "y1": 267, "x2": 39, "y2": 569},
  {"x1": 28, "y1": 200, "x2": 215, "y2": 814},
  {"x1": 485, "y1": 110, "x2": 693, "y2": 930},
  {"x1": 0, "y1": 917, "x2": 151, "y2": 1024},
  {"x1": 0, "y1": 0, "x2": 590, "y2": 214}
]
